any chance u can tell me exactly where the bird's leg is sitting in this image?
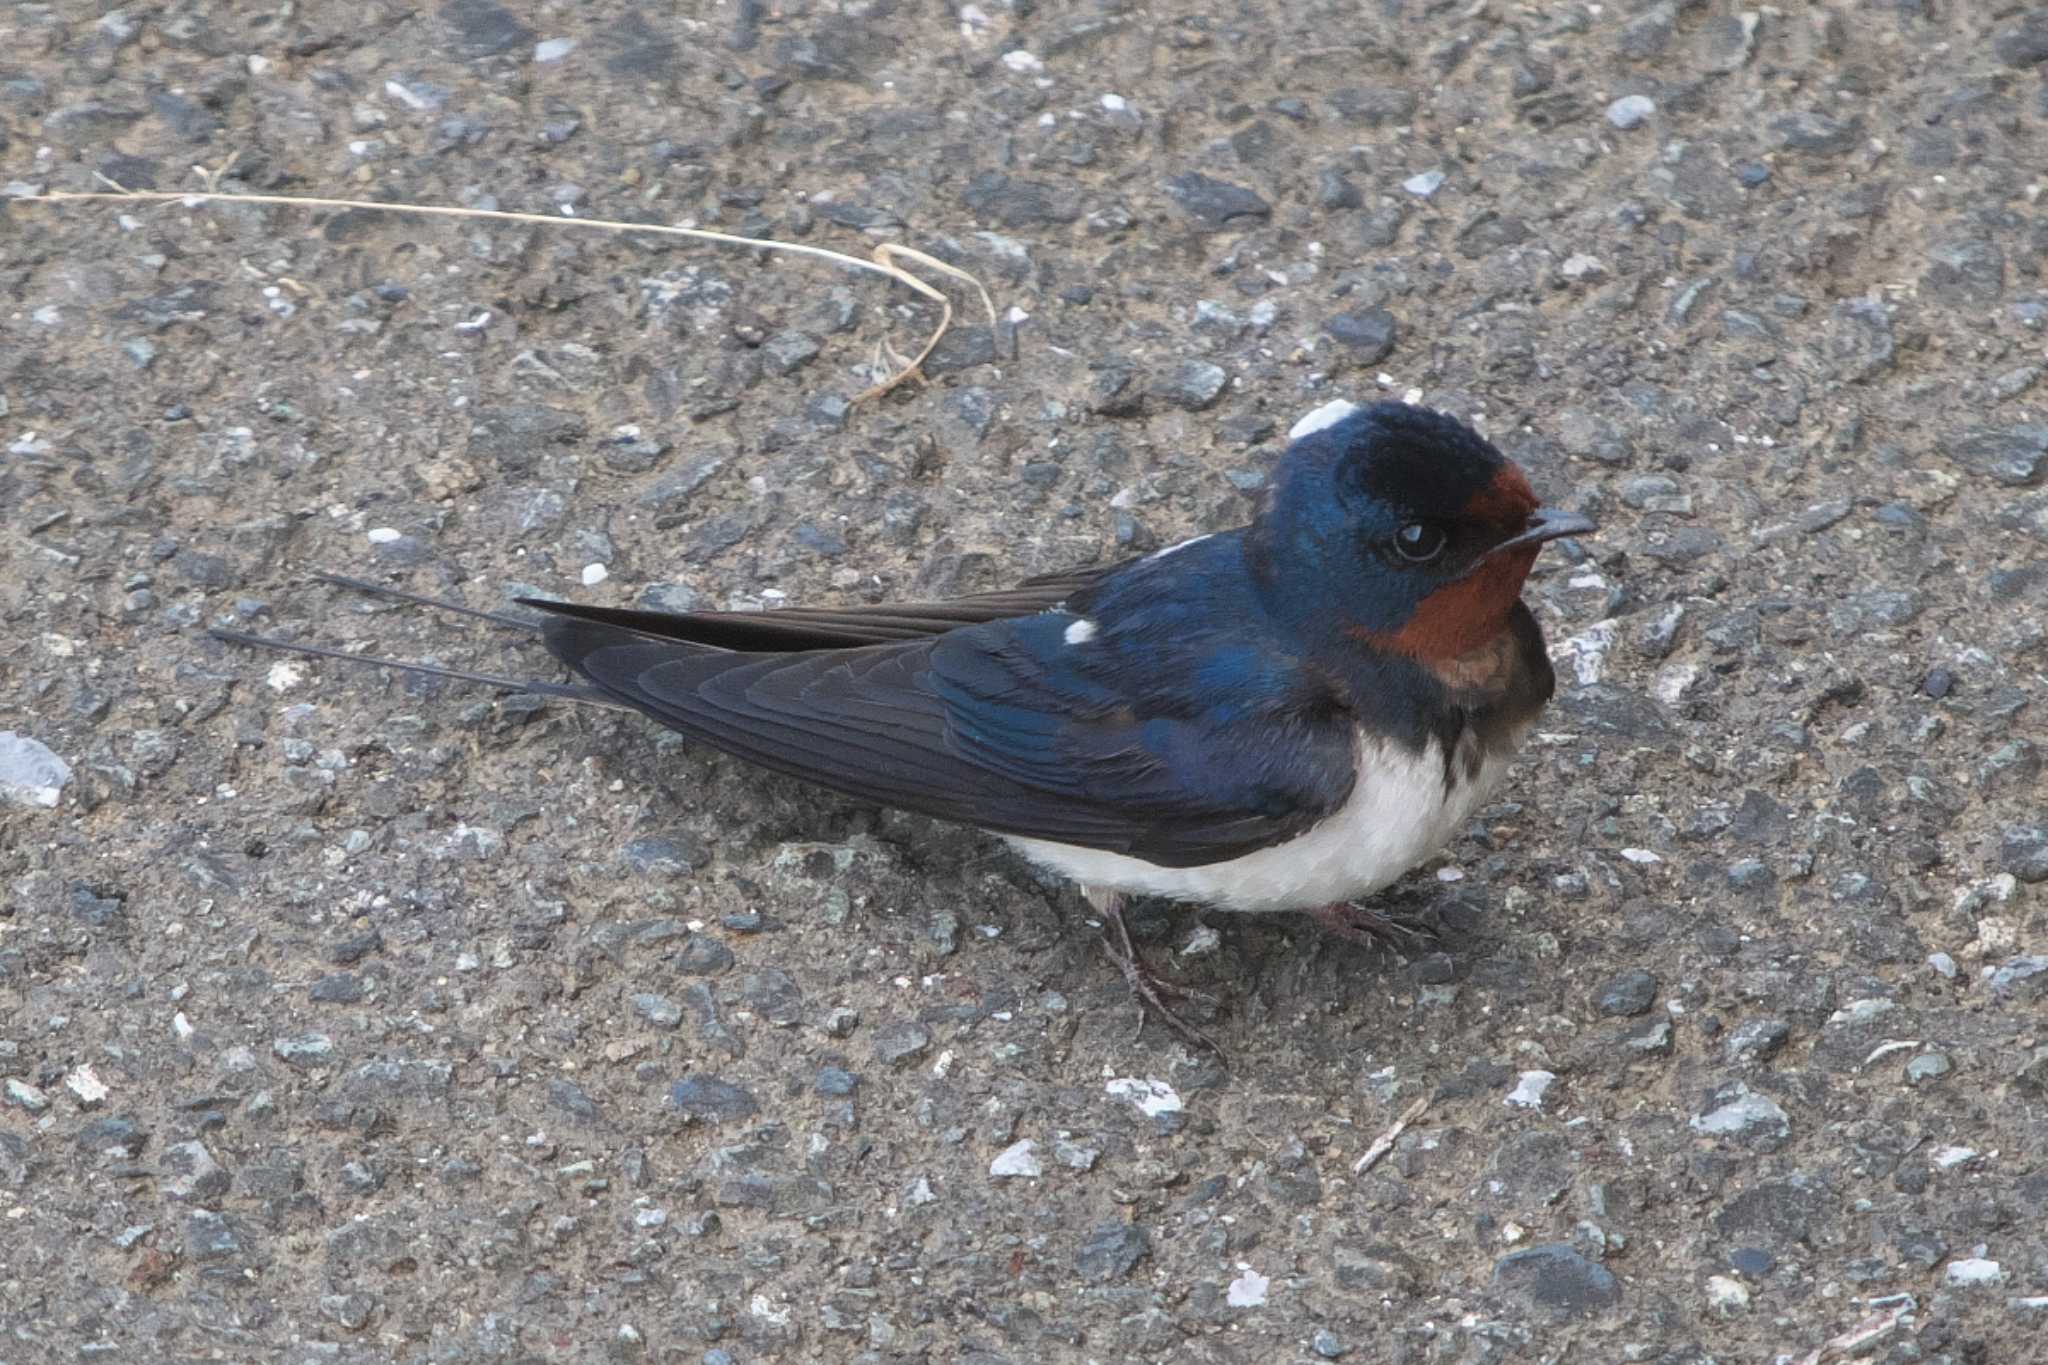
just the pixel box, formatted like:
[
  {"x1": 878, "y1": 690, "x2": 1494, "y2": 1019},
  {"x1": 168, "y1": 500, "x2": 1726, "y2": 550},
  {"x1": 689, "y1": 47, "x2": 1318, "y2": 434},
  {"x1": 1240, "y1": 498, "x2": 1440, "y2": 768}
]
[
  {"x1": 1309, "y1": 901, "x2": 1437, "y2": 953},
  {"x1": 1083, "y1": 885, "x2": 1223, "y2": 1054}
]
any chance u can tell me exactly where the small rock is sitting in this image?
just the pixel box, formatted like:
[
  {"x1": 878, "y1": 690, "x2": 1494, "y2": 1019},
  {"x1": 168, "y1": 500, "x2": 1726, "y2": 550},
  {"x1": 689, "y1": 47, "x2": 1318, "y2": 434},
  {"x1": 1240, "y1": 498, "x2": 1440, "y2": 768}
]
[
  {"x1": 872, "y1": 1020, "x2": 931, "y2": 1068},
  {"x1": 0, "y1": 732, "x2": 72, "y2": 809},
  {"x1": 814, "y1": 1066, "x2": 858, "y2": 1096},
  {"x1": 1053, "y1": 1136, "x2": 1100, "y2": 1170},
  {"x1": 1724, "y1": 1018, "x2": 1791, "y2": 1066},
  {"x1": 631, "y1": 994, "x2": 683, "y2": 1030},
  {"x1": 1988, "y1": 955, "x2": 2048, "y2": 999},
  {"x1": 1705, "y1": 1274, "x2": 1750, "y2": 1311},
  {"x1": 1690, "y1": 1083, "x2": 1791, "y2": 1146},
  {"x1": 186, "y1": 1210, "x2": 243, "y2": 1260},
  {"x1": 1492, "y1": 1244, "x2": 1621, "y2": 1320},
  {"x1": 1945, "y1": 1257, "x2": 2004, "y2": 1286},
  {"x1": 1324, "y1": 308, "x2": 1398, "y2": 364},
  {"x1": 1619, "y1": 1018, "x2": 1675, "y2": 1056},
  {"x1": 2000, "y1": 826, "x2": 2048, "y2": 883},
  {"x1": 1773, "y1": 111, "x2": 1860, "y2": 157},
  {"x1": 1994, "y1": 11, "x2": 2048, "y2": 67},
  {"x1": 1075, "y1": 1221, "x2": 1150, "y2": 1283},
  {"x1": 1402, "y1": 169, "x2": 1446, "y2": 198},
  {"x1": 668, "y1": 1076, "x2": 759, "y2": 1123},
  {"x1": 1153, "y1": 359, "x2": 1228, "y2": 411},
  {"x1": 1506, "y1": 1071, "x2": 1556, "y2": 1109},
  {"x1": 1905, "y1": 1053, "x2": 1952, "y2": 1084},
  {"x1": 990, "y1": 1139, "x2": 1042, "y2": 1178},
  {"x1": 1227, "y1": 1266, "x2": 1271, "y2": 1308},
  {"x1": 1950, "y1": 426, "x2": 2048, "y2": 487},
  {"x1": 5, "y1": 1079, "x2": 50, "y2": 1114},
  {"x1": 160, "y1": 1140, "x2": 229, "y2": 1201},
  {"x1": 1592, "y1": 968, "x2": 1658, "y2": 1017},
  {"x1": 622, "y1": 836, "x2": 699, "y2": 878},
  {"x1": 272, "y1": 1033, "x2": 335, "y2": 1066},
  {"x1": 1728, "y1": 1247, "x2": 1776, "y2": 1278},
  {"x1": 1312, "y1": 1329, "x2": 1348, "y2": 1359},
  {"x1": 1606, "y1": 95, "x2": 1655, "y2": 129},
  {"x1": 761, "y1": 330, "x2": 822, "y2": 376},
  {"x1": 1162, "y1": 172, "x2": 1271, "y2": 228}
]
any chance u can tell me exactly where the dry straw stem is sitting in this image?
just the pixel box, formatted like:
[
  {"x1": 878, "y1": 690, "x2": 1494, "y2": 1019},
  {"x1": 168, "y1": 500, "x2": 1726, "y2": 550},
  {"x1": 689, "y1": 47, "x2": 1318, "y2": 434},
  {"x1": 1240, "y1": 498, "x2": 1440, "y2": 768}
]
[
  {"x1": 19, "y1": 176, "x2": 998, "y2": 401},
  {"x1": 1788, "y1": 1303, "x2": 1912, "y2": 1365},
  {"x1": 1352, "y1": 1095, "x2": 1429, "y2": 1175}
]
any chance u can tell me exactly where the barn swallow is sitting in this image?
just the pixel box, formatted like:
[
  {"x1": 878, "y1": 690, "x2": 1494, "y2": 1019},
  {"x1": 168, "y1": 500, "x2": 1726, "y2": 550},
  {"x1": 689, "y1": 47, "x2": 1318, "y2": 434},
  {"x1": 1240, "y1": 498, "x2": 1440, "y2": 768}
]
[{"x1": 213, "y1": 400, "x2": 1593, "y2": 1049}]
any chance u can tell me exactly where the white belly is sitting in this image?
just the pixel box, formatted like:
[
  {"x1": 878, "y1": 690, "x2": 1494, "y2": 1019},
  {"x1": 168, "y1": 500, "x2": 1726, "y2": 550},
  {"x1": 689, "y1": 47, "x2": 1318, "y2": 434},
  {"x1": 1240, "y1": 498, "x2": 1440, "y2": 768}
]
[{"x1": 1004, "y1": 726, "x2": 1525, "y2": 913}]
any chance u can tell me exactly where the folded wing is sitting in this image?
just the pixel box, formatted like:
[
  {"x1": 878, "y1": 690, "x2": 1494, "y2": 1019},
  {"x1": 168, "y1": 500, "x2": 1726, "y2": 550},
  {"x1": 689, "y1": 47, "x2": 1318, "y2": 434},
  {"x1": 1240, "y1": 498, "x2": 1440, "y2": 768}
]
[{"x1": 539, "y1": 610, "x2": 1357, "y2": 868}]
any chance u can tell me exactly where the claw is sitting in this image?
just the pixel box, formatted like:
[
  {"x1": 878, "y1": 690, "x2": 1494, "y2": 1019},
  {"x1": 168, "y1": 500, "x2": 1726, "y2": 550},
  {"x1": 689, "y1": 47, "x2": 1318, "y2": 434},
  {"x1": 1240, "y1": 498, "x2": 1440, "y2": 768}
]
[
  {"x1": 1086, "y1": 887, "x2": 1226, "y2": 1056},
  {"x1": 1309, "y1": 902, "x2": 1437, "y2": 954}
]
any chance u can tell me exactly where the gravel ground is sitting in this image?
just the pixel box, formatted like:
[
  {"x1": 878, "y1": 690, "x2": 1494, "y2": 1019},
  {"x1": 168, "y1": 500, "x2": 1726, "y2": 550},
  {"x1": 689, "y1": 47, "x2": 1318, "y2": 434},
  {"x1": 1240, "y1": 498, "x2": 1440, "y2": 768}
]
[{"x1": 5, "y1": 2, "x2": 2048, "y2": 1361}]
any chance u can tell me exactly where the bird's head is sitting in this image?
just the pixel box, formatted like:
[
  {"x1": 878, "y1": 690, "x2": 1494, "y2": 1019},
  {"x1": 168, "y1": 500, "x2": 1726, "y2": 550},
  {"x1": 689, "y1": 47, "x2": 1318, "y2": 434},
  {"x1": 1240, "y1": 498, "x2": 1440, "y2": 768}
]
[{"x1": 1249, "y1": 401, "x2": 1595, "y2": 666}]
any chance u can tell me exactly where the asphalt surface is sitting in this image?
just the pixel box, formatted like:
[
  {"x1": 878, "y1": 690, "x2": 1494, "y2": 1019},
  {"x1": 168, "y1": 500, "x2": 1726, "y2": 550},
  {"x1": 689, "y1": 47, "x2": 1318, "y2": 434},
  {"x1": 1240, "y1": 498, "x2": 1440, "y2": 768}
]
[{"x1": 4, "y1": 2, "x2": 2048, "y2": 1362}]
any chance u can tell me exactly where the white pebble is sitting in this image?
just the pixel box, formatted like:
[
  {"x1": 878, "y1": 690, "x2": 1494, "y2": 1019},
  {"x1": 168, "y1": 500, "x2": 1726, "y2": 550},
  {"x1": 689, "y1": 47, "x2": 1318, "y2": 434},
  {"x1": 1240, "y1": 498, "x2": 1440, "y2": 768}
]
[
  {"x1": 1001, "y1": 50, "x2": 1043, "y2": 73},
  {"x1": 534, "y1": 37, "x2": 577, "y2": 62},
  {"x1": 1945, "y1": 1257, "x2": 2003, "y2": 1287},
  {"x1": 989, "y1": 1139, "x2": 1042, "y2": 1178},
  {"x1": 581, "y1": 563, "x2": 609, "y2": 587},
  {"x1": 1607, "y1": 95, "x2": 1656, "y2": 130},
  {"x1": 1402, "y1": 169, "x2": 1446, "y2": 198},
  {"x1": 1506, "y1": 1071, "x2": 1556, "y2": 1109},
  {"x1": 1227, "y1": 1267, "x2": 1270, "y2": 1307},
  {"x1": 365, "y1": 527, "x2": 402, "y2": 544}
]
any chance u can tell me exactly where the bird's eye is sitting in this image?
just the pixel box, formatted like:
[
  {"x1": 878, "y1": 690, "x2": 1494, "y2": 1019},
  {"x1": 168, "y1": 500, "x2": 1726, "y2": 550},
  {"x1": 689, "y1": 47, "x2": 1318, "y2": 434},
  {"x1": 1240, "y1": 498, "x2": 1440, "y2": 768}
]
[{"x1": 1393, "y1": 522, "x2": 1448, "y2": 563}]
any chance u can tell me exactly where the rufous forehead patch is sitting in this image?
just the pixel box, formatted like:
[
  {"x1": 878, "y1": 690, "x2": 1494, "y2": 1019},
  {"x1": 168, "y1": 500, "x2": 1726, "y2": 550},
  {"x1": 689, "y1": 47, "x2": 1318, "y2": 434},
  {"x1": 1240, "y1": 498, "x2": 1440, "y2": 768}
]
[{"x1": 1463, "y1": 463, "x2": 1539, "y2": 527}]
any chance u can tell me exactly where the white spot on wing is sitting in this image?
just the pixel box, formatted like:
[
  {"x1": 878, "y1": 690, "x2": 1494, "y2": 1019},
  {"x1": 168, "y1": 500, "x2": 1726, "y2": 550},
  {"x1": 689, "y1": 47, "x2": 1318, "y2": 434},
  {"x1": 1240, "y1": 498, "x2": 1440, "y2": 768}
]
[
  {"x1": 1063, "y1": 618, "x2": 1098, "y2": 645},
  {"x1": 1289, "y1": 399, "x2": 1362, "y2": 440}
]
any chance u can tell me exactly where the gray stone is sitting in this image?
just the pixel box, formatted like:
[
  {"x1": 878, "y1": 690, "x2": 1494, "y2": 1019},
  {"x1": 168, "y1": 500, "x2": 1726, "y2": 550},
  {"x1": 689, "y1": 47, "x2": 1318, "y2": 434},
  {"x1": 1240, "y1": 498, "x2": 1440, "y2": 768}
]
[
  {"x1": 468, "y1": 404, "x2": 587, "y2": 472},
  {"x1": 1162, "y1": 172, "x2": 1270, "y2": 228},
  {"x1": 1989, "y1": 956, "x2": 2048, "y2": 999},
  {"x1": 160, "y1": 1140, "x2": 229, "y2": 1201},
  {"x1": 1153, "y1": 360, "x2": 1228, "y2": 411},
  {"x1": 761, "y1": 330, "x2": 822, "y2": 375},
  {"x1": 1724, "y1": 1018, "x2": 1791, "y2": 1066},
  {"x1": 631, "y1": 993, "x2": 683, "y2": 1029},
  {"x1": 1592, "y1": 969, "x2": 1658, "y2": 1017},
  {"x1": 668, "y1": 1076, "x2": 760, "y2": 1122},
  {"x1": 961, "y1": 172, "x2": 1081, "y2": 227},
  {"x1": 442, "y1": 0, "x2": 534, "y2": 57},
  {"x1": 185, "y1": 1209, "x2": 243, "y2": 1260},
  {"x1": 2001, "y1": 826, "x2": 2048, "y2": 883},
  {"x1": 1324, "y1": 308, "x2": 1397, "y2": 364},
  {"x1": 1951, "y1": 426, "x2": 2048, "y2": 487},
  {"x1": 1492, "y1": 1244, "x2": 1621, "y2": 1320},
  {"x1": 1995, "y1": 10, "x2": 2048, "y2": 66},
  {"x1": 1075, "y1": 1221, "x2": 1150, "y2": 1283},
  {"x1": 1691, "y1": 1082, "x2": 1791, "y2": 1147},
  {"x1": 272, "y1": 1033, "x2": 336, "y2": 1066},
  {"x1": 873, "y1": 1020, "x2": 931, "y2": 1068}
]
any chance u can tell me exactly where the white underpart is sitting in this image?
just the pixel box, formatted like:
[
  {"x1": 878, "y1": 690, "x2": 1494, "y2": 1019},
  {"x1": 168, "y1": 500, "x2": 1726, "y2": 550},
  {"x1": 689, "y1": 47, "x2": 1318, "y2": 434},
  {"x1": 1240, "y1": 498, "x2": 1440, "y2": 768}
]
[
  {"x1": 1005, "y1": 725, "x2": 1527, "y2": 913},
  {"x1": 1288, "y1": 398, "x2": 1363, "y2": 440},
  {"x1": 1063, "y1": 618, "x2": 1098, "y2": 645}
]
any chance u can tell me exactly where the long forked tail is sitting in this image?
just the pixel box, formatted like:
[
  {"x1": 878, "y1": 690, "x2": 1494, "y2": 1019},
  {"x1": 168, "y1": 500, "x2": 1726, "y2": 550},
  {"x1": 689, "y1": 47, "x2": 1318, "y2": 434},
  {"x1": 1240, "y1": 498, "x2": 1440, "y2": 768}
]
[
  {"x1": 207, "y1": 573, "x2": 620, "y2": 707},
  {"x1": 207, "y1": 629, "x2": 617, "y2": 705}
]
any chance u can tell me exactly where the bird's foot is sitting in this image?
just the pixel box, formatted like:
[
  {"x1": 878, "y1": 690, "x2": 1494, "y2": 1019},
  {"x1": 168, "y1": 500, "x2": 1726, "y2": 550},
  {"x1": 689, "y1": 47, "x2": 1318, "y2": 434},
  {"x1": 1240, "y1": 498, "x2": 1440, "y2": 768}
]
[
  {"x1": 1085, "y1": 887, "x2": 1225, "y2": 1056},
  {"x1": 1309, "y1": 901, "x2": 1437, "y2": 954}
]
